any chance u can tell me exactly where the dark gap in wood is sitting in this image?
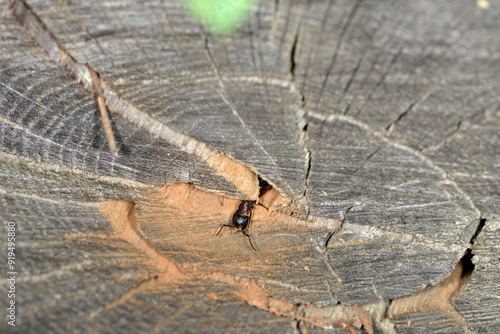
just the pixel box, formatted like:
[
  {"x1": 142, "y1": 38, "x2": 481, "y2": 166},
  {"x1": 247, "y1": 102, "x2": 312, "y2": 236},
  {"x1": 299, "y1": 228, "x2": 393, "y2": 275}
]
[
  {"x1": 469, "y1": 218, "x2": 486, "y2": 245},
  {"x1": 385, "y1": 101, "x2": 416, "y2": 132},
  {"x1": 458, "y1": 249, "x2": 475, "y2": 281},
  {"x1": 323, "y1": 231, "x2": 335, "y2": 249},
  {"x1": 455, "y1": 219, "x2": 486, "y2": 285},
  {"x1": 382, "y1": 298, "x2": 394, "y2": 322},
  {"x1": 289, "y1": 29, "x2": 299, "y2": 81},
  {"x1": 302, "y1": 147, "x2": 312, "y2": 214}
]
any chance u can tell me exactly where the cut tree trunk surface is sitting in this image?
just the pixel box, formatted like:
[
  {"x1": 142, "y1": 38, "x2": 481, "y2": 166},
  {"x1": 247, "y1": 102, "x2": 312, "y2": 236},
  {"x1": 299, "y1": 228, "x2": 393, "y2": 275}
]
[{"x1": 0, "y1": 0, "x2": 499, "y2": 333}]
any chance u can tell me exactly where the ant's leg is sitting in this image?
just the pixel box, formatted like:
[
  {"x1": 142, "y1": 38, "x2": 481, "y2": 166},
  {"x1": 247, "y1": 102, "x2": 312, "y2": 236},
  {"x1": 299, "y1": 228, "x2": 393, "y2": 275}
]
[
  {"x1": 215, "y1": 224, "x2": 232, "y2": 236},
  {"x1": 242, "y1": 231, "x2": 257, "y2": 251}
]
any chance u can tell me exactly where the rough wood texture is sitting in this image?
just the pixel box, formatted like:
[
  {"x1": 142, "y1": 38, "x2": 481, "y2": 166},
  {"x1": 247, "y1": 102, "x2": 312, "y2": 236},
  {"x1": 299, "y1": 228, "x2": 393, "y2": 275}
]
[{"x1": 0, "y1": 0, "x2": 499, "y2": 333}]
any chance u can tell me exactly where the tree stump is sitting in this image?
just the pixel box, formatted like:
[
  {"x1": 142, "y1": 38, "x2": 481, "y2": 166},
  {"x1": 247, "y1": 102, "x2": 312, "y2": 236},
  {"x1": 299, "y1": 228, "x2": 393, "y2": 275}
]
[{"x1": 1, "y1": 0, "x2": 499, "y2": 332}]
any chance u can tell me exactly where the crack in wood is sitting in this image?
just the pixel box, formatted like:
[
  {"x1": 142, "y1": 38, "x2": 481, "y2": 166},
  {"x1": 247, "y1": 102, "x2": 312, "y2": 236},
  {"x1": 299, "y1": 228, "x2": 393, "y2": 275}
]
[
  {"x1": 421, "y1": 100, "x2": 500, "y2": 153},
  {"x1": 287, "y1": 25, "x2": 313, "y2": 215},
  {"x1": 202, "y1": 24, "x2": 294, "y2": 197},
  {"x1": 385, "y1": 251, "x2": 476, "y2": 331},
  {"x1": 289, "y1": 26, "x2": 299, "y2": 82},
  {"x1": 316, "y1": 0, "x2": 362, "y2": 110},
  {"x1": 352, "y1": 46, "x2": 403, "y2": 117},
  {"x1": 469, "y1": 218, "x2": 486, "y2": 245},
  {"x1": 384, "y1": 56, "x2": 471, "y2": 135},
  {"x1": 307, "y1": 112, "x2": 483, "y2": 226},
  {"x1": 316, "y1": 246, "x2": 342, "y2": 287}
]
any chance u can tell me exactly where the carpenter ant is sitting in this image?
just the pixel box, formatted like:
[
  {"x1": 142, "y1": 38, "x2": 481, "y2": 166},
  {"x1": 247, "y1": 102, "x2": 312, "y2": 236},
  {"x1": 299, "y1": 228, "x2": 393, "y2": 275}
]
[
  {"x1": 216, "y1": 200, "x2": 256, "y2": 250},
  {"x1": 215, "y1": 176, "x2": 272, "y2": 251}
]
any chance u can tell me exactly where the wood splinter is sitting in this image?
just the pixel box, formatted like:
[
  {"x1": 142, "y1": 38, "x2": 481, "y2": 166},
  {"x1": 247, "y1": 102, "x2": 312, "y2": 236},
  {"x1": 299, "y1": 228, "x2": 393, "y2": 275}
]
[{"x1": 89, "y1": 66, "x2": 119, "y2": 155}]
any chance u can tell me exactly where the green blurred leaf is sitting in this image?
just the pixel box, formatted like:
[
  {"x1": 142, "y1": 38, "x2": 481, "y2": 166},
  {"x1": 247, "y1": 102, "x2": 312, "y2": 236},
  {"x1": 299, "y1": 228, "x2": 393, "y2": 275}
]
[{"x1": 183, "y1": 0, "x2": 260, "y2": 35}]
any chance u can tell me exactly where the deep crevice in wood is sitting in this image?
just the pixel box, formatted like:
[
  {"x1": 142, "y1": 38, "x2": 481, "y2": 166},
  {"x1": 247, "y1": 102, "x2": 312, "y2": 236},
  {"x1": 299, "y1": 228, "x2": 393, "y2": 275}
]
[
  {"x1": 289, "y1": 27, "x2": 299, "y2": 82},
  {"x1": 469, "y1": 218, "x2": 486, "y2": 245},
  {"x1": 458, "y1": 250, "x2": 475, "y2": 284},
  {"x1": 372, "y1": 224, "x2": 482, "y2": 330}
]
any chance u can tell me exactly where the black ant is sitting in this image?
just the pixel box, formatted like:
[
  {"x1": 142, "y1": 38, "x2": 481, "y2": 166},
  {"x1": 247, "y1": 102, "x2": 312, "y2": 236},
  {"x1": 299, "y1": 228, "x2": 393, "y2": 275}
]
[
  {"x1": 216, "y1": 200, "x2": 256, "y2": 250},
  {"x1": 216, "y1": 176, "x2": 271, "y2": 251}
]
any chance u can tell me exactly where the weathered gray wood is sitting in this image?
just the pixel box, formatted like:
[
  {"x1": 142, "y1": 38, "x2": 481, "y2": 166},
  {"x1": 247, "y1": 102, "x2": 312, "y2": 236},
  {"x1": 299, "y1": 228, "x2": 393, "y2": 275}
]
[
  {"x1": 1, "y1": 0, "x2": 499, "y2": 332},
  {"x1": 422, "y1": 68, "x2": 500, "y2": 332},
  {"x1": 0, "y1": 14, "x2": 242, "y2": 200},
  {"x1": 14, "y1": 0, "x2": 307, "y2": 198}
]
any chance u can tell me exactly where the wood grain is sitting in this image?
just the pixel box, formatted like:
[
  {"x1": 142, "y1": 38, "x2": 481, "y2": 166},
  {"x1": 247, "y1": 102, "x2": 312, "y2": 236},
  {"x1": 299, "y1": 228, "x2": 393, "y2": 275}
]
[{"x1": 0, "y1": 0, "x2": 499, "y2": 332}]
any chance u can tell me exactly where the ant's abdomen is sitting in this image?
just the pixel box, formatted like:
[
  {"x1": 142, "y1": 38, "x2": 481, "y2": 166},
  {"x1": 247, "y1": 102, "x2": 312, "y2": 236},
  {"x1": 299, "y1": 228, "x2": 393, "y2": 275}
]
[{"x1": 232, "y1": 213, "x2": 249, "y2": 229}]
